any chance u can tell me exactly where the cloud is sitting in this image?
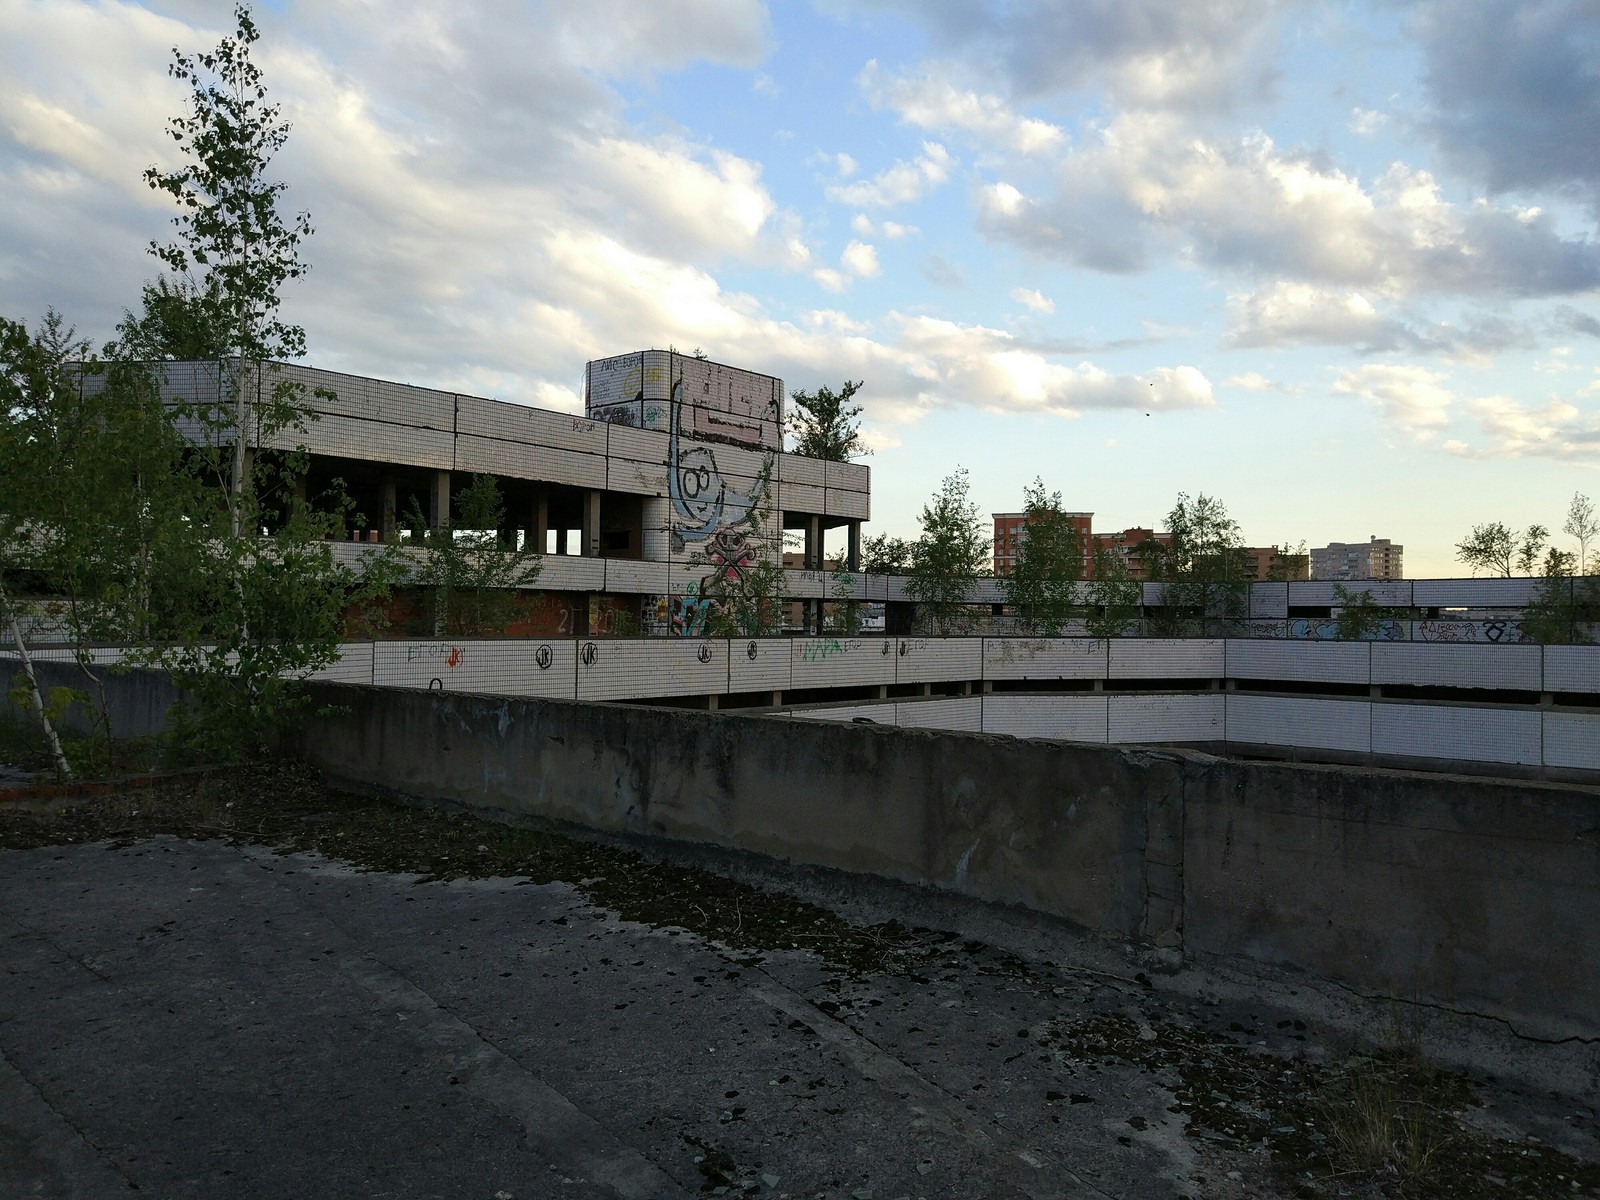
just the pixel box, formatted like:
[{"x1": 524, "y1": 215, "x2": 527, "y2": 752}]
[
  {"x1": 841, "y1": 240, "x2": 881, "y2": 279},
  {"x1": 1010, "y1": 287, "x2": 1054, "y2": 314},
  {"x1": 1349, "y1": 107, "x2": 1388, "y2": 136},
  {"x1": 1333, "y1": 363, "x2": 1456, "y2": 439},
  {"x1": 858, "y1": 60, "x2": 1066, "y2": 154},
  {"x1": 1227, "y1": 284, "x2": 1537, "y2": 360},
  {"x1": 850, "y1": 213, "x2": 918, "y2": 239},
  {"x1": 825, "y1": 141, "x2": 954, "y2": 208},
  {"x1": 1453, "y1": 395, "x2": 1600, "y2": 460},
  {"x1": 975, "y1": 113, "x2": 1600, "y2": 298},
  {"x1": 893, "y1": 314, "x2": 1214, "y2": 416},
  {"x1": 1225, "y1": 372, "x2": 1278, "y2": 391},
  {"x1": 859, "y1": 0, "x2": 1292, "y2": 114},
  {"x1": 1414, "y1": 0, "x2": 1600, "y2": 210}
]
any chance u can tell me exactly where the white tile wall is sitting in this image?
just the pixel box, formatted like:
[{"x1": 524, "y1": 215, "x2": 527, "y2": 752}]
[
  {"x1": 1109, "y1": 640, "x2": 1225, "y2": 679},
  {"x1": 1248, "y1": 582, "x2": 1289, "y2": 618},
  {"x1": 1542, "y1": 711, "x2": 1600, "y2": 769},
  {"x1": 1372, "y1": 643, "x2": 1541, "y2": 690},
  {"x1": 981, "y1": 638, "x2": 1108, "y2": 681},
  {"x1": 894, "y1": 638, "x2": 983, "y2": 684},
  {"x1": 1107, "y1": 693, "x2": 1225, "y2": 743},
  {"x1": 895, "y1": 696, "x2": 983, "y2": 731},
  {"x1": 1543, "y1": 645, "x2": 1600, "y2": 693},
  {"x1": 1225, "y1": 694, "x2": 1371, "y2": 753},
  {"x1": 1411, "y1": 579, "x2": 1541, "y2": 607},
  {"x1": 1371, "y1": 704, "x2": 1543, "y2": 765},
  {"x1": 538, "y1": 556, "x2": 607, "y2": 591},
  {"x1": 1225, "y1": 639, "x2": 1371, "y2": 685},
  {"x1": 730, "y1": 639, "x2": 791, "y2": 693},
  {"x1": 603, "y1": 559, "x2": 668, "y2": 594},
  {"x1": 576, "y1": 639, "x2": 728, "y2": 701},
  {"x1": 980, "y1": 694, "x2": 1109, "y2": 741}
]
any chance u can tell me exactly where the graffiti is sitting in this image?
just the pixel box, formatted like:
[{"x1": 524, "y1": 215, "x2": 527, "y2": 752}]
[
  {"x1": 747, "y1": 641, "x2": 759, "y2": 660},
  {"x1": 670, "y1": 595, "x2": 717, "y2": 637},
  {"x1": 697, "y1": 643, "x2": 714, "y2": 664},
  {"x1": 1416, "y1": 619, "x2": 1529, "y2": 644},
  {"x1": 580, "y1": 642, "x2": 598, "y2": 666},
  {"x1": 406, "y1": 643, "x2": 465, "y2": 666},
  {"x1": 668, "y1": 377, "x2": 772, "y2": 550},
  {"x1": 704, "y1": 526, "x2": 756, "y2": 585},
  {"x1": 535, "y1": 645, "x2": 553, "y2": 670},
  {"x1": 800, "y1": 638, "x2": 846, "y2": 663}
]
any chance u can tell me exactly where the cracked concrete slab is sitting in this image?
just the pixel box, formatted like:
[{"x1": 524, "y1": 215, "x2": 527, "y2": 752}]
[{"x1": 1, "y1": 835, "x2": 1595, "y2": 1200}]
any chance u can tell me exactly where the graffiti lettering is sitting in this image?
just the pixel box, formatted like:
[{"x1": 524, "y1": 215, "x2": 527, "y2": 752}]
[
  {"x1": 800, "y1": 638, "x2": 846, "y2": 663},
  {"x1": 406, "y1": 643, "x2": 466, "y2": 665}
]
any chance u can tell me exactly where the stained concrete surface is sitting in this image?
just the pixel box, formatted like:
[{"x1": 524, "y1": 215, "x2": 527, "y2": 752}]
[{"x1": 1, "y1": 836, "x2": 1595, "y2": 1200}]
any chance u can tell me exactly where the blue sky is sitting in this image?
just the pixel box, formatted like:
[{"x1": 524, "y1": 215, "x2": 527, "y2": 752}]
[{"x1": 3, "y1": 0, "x2": 1598, "y2": 576}]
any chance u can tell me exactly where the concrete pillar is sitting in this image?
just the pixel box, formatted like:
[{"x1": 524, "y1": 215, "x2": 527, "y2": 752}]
[
  {"x1": 532, "y1": 494, "x2": 549, "y2": 556},
  {"x1": 428, "y1": 470, "x2": 451, "y2": 533},
  {"x1": 583, "y1": 491, "x2": 602, "y2": 558},
  {"x1": 556, "y1": 528, "x2": 570, "y2": 555},
  {"x1": 847, "y1": 521, "x2": 861, "y2": 571},
  {"x1": 381, "y1": 479, "x2": 398, "y2": 542},
  {"x1": 810, "y1": 598, "x2": 824, "y2": 635},
  {"x1": 805, "y1": 515, "x2": 822, "y2": 569}
]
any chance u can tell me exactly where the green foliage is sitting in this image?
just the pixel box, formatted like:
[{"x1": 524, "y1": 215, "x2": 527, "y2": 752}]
[
  {"x1": 1521, "y1": 553, "x2": 1600, "y2": 645},
  {"x1": 403, "y1": 475, "x2": 542, "y2": 637},
  {"x1": 907, "y1": 467, "x2": 990, "y2": 635},
  {"x1": 1083, "y1": 544, "x2": 1143, "y2": 638},
  {"x1": 860, "y1": 532, "x2": 913, "y2": 575},
  {"x1": 787, "y1": 380, "x2": 869, "y2": 461},
  {"x1": 827, "y1": 562, "x2": 864, "y2": 635},
  {"x1": 1266, "y1": 541, "x2": 1308, "y2": 581},
  {"x1": 1145, "y1": 493, "x2": 1248, "y2": 636},
  {"x1": 1454, "y1": 521, "x2": 1517, "y2": 577},
  {"x1": 1331, "y1": 582, "x2": 1403, "y2": 640},
  {"x1": 1562, "y1": 492, "x2": 1597, "y2": 575},
  {"x1": 1000, "y1": 477, "x2": 1083, "y2": 635},
  {"x1": 106, "y1": 275, "x2": 232, "y2": 361}
]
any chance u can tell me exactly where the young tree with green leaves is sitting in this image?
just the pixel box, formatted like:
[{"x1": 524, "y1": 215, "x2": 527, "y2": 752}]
[
  {"x1": 403, "y1": 475, "x2": 542, "y2": 636},
  {"x1": 1522, "y1": 548, "x2": 1600, "y2": 644},
  {"x1": 1454, "y1": 522, "x2": 1517, "y2": 577},
  {"x1": 787, "y1": 380, "x2": 869, "y2": 461},
  {"x1": 860, "y1": 532, "x2": 913, "y2": 575},
  {"x1": 1083, "y1": 544, "x2": 1143, "y2": 639},
  {"x1": 145, "y1": 2, "x2": 316, "y2": 536},
  {"x1": 1331, "y1": 582, "x2": 1403, "y2": 640},
  {"x1": 907, "y1": 468, "x2": 990, "y2": 635},
  {"x1": 1564, "y1": 492, "x2": 1597, "y2": 575},
  {"x1": 1000, "y1": 478, "x2": 1083, "y2": 635},
  {"x1": 1145, "y1": 493, "x2": 1248, "y2": 636}
]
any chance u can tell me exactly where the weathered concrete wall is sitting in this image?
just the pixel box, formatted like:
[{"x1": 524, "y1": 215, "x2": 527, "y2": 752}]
[
  {"x1": 292, "y1": 682, "x2": 1183, "y2": 945},
  {"x1": 1182, "y1": 763, "x2": 1600, "y2": 1042},
  {"x1": 287, "y1": 682, "x2": 1599, "y2": 1042},
  {"x1": 6, "y1": 660, "x2": 1596, "y2": 1044}
]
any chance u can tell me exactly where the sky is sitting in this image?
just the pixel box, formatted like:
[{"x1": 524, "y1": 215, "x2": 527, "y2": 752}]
[{"x1": 2, "y1": 0, "x2": 1598, "y2": 577}]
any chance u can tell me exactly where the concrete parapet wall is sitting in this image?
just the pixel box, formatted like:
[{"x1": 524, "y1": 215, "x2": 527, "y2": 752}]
[
  {"x1": 5, "y1": 658, "x2": 1596, "y2": 1045},
  {"x1": 285, "y1": 680, "x2": 1600, "y2": 1045}
]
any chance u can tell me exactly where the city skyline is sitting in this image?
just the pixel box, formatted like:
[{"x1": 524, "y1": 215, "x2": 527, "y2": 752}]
[{"x1": 2, "y1": 0, "x2": 1597, "y2": 576}]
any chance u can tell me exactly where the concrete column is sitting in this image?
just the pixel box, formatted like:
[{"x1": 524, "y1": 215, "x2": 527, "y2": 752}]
[
  {"x1": 556, "y1": 528, "x2": 570, "y2": 555},
  {"x1": 533, "y1": 494, "x2": 549, "y2": 556},
  {"x1": 805, "y1": 515, "x2": 822, "y2": 569},
  {"x1": 583, "y1": 491, "x2": 602, "y2": 558},
  {"x1": 381, "y1": 479, "x2": 398, "y2": 542},
  {"x1": 847, "y1": 521, "x2": 861, "y2": 571},
  {"x1": 428, "y1": 470, "x2": 451, "y2": 533}
]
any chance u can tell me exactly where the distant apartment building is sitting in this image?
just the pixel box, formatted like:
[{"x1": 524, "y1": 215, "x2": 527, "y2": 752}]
[
  {"x1": 1311, "y1": 537, "x2": 1404, "y2": 580},
  {"x1": 992, "y1": 510, "x2": 1094, "y2": 577},
  {"x1": 1089, "y1": 527, "x2": 1170, "y2": 580},
  {"x1": 1241, "y1": 545, "x2": 1310, "y2": 581}
]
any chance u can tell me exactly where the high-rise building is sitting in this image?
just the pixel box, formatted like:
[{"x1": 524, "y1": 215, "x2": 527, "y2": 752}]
[
  {"x1": 1310, "y1": 537, "x2": 1404, "y2": 580},
  {"x1": 992, "y1": 510, "x2": 1094, "y2": 577}
]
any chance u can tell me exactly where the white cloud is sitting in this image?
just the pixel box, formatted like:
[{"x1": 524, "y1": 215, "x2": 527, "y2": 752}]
[
  {"x1": 893, "y1": 314, "x2": 1214, "y2": 416},
  {"x1": 1453, "y1": 395, "x2": 1600, "y2": 460},
  {"x1": 1227, "y1": 284, "x2": 1382, "y2": 347},
  {"x1": 1010, "y1": 287, "x2": 1054, "y2": 314},
  {"x1": 975, "y1": 113, "x2": 1600, "y2": 299},
  {"x1": 825, "y1": 141, "x2": 954, "y2": 208},
  {"x1": 812, "y1": 267, "x2": 848, "y2": 293},
  {"x1": 841, "y1": 240, "x2": 881, "y2": 278},
  {"x1": 859, "y1": 60, "x2": 1066, "y2": 154},
  {"x1": 1349, "y1": 107, "x2": 1387, "y2": 136},
  {"x1": 1334, "y1": 364, "x2": 1457, "y2": 439},
  {"x1": 1225, "y1": 372, "x2": 1276, "y2": 391}
]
